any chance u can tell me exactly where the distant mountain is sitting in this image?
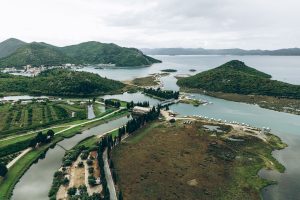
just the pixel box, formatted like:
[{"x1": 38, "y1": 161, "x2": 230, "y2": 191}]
[
  {"x1": 177, "y1": 60, "x2": 300, "y2": 99},
  {"x1": 141, "y1": 48, "x2": 300, "y2": 56},
  {"x1": 0, "y1": 38, "x2": 26, "y2": 58},
  {"x1": 0, "y1": 69, "x2": 125, "y2": 96},
  {"x1": 0, "y1": 39, "x2": 161, "y2": 68}
]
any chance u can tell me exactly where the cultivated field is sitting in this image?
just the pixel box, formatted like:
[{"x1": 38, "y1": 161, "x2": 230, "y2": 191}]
[{"x1": 0, "y1": 101, "x2": 86, "y2": 137}]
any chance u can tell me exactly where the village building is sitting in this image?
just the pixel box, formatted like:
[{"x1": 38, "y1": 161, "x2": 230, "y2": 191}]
[{"x1": 132, "y1": 106, "x2": 151, "y2": 115}]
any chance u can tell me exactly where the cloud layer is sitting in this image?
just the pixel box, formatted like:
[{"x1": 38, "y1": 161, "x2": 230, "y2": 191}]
[{"x1": 0, "y1": 0, "x2": 299, "y2": 49}]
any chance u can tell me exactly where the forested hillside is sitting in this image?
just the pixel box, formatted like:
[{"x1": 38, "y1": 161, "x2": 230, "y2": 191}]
[
  {"x1": 177, "y1": 60, "x2": 300, "y2": 99},
  {"x1": 0, "y1": 39, "x2": 161, "y2": 68},
  {"x1": 0, "y1": 69, "x2": 125, "y2": 96}
]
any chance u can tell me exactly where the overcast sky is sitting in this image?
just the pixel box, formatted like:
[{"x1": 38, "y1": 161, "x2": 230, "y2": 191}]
[{"x1": 1, "y1": 0, "x2": 300, "y2": 49}]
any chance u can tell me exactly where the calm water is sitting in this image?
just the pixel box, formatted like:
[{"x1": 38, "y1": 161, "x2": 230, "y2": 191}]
[
  {"x1": 79, "y1": 55, "x2": 300, "y2": 85},
  {"x1": 12, "y1": 116, "x2": 131, "y2": 200},
  {"x1": 87, "y1": 105, "x2": 96, "y2": 119},
  {"x1": 11, "y1": 55, "x2": 300, "y2": 200},
  {"x1": 101, "y1": 92, "x2": 300, "y2": 200}
]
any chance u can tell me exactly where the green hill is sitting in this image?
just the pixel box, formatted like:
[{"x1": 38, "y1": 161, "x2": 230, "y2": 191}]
[
  {"x1": 177, "y1": 60, "x2": 300, "y2": 99},
  {"x1": 0, "y1": 69, "x2": 125, "y2": 96},
  {"x1": 0, "y1": 42, "x2": 72, "y2": 67},
  {"x1": 0, "y1": 40, "x2": 161, "y2": 68},
  {"x1": 0, "y1": 38, "x2": 26, "y2": 58},
  {"x1": 61, "y1": 41, "x2": 161, "y2": 67}
]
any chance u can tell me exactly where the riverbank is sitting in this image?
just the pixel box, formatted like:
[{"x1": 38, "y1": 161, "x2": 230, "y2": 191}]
[
  {"x1": 180, "y1": 87, "x2": 300, "y2": 115},
  {"x1": 0, "y1": 109, "x2": 129, "y2": 200},
  {"x1": 124, "y1": 73, "x2": 169, "y2": 88},
  {"x1": 112, "y1": 118, "x2": 286, "y2": 199}
]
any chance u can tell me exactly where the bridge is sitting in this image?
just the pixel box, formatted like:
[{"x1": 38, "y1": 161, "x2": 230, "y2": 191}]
[{"x1": 159, "y1": 98, "x2": 178, "y2": 107}]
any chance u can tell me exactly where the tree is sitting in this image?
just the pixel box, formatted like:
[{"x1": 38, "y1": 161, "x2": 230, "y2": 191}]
[
  {"x1": 47, "y1": 129, "x2": 55, "y2": 138},
  {"x1": 0, "y1": 163, "x2": 8, "y2": 177},
  {"x1": 78, "y1": 185, "x2": 87, "y2": 195},
  {"x1": 36, "y1": 132, "x2": 44, "y2": 143},
  {"x1": 67, "y1": 187, "x2": 77, "y2": 196},
  {"x1": 118, "y1": 190, "x2": 123, "y2": 200},
  {"x1": 165, "y1": 105, "x2": 169, "y2": 110},
  {"x1": 29, "y1": 138, "x2": 37, "y2": 148}
]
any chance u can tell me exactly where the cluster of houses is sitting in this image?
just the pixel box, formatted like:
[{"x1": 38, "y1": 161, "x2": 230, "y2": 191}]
[{"x1": 0, "y1": 64, "x2": 78, "y2": 77}]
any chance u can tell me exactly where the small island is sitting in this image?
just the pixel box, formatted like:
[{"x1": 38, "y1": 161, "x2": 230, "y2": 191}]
[
  {"x1": 161, "y1": 69, "x2": 177, "y2": 72},
  {"x1": 177, "y1": 60, "x2": 300, "y2": 115}
]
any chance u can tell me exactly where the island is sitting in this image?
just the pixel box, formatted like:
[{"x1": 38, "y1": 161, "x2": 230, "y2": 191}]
[
  {"x1": 161, "y1": 69, "x2": 177, "y2": 72},
  {"x1": 177, "y1": 60, "x2": 300, "y2": 115}
]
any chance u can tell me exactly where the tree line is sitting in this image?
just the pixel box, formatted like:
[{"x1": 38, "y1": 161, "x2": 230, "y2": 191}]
[
  {"x1": 104, "y1": 99, "x2": 121, "y2": 108},
  {"x1": 96, "y1": 106, "x2": 161, "y2": 200},
  {"x1": 126, "y1": 101, "x2": 149, "y2": 109},
  {"x1": 144, "y1": 88, "x2": 179, "y2": 99},
  {"x1": 117, "y1": 106, "x2": 160, "y2": 142}
]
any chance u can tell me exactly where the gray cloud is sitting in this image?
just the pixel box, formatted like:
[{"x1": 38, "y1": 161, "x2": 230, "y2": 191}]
[{"x1": 0, "y1": 0, "x2": 299, "y2": 49}]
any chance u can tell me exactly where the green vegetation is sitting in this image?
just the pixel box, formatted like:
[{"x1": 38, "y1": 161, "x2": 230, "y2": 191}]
[
  {"x1": 177, "y1": 60, "x2": 300, "y2": 99},
  {"x1": 0, "y1": 107, "x2": 128, "y2": 200},
  {"x1": 0, "y1": 69, "x2": 125, "y2": 96},
  {"x1": 0, "y1": 41, "x2": 161, "y2": 68},
  {"x1": 61, "y1": 41, "x2": 161, "y2": 67},
  {"x1": 179, "y1": 98, "x2": 202, "y2": 106},
  {"x1": 144, "y1": 88, "x2": 180, "y2": 99},
  {"x1": 161, "y1": 69, "x2": 177, "y2": 72},
  {"x1": 0, "y1": 136, "x2": 63, "y2": 200},
  {"x1": 48, "y1": 171, "x2": 66, "y2": 199},
  {"x1": 131, "y1": 75, "x2": 158, "y2": 87},
  {"x1": 0, "y1": 42, "x2": 72, "y2": 67},
  {"x1": 0, "y1": 101, "x2": 86, "y2": 137},
  {"x1": 0, "y1": 38, "x2": 26, "y2": 58},
  {"x1": 0, "y1": 163, "x2": 7, "y2": 177}
]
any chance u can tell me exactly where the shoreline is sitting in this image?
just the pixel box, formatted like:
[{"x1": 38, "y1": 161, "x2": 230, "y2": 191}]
[{"x1": 179, "y1": 87, "x2": 300, "y2": 115}]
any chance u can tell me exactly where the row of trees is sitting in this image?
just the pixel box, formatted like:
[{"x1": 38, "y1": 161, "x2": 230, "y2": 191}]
[
  {"x1": 95, "y1": 106, "x2": 161, "y2": 200},
  {"x1": 104, "y1": 99, "x2": 121, "y2": 108},
  {"x1": 144, "y1": 88, "x2": 179, "y2": 99},
  {"x1": 126, "y1": 101, "x2": 150, "y2": 109},
  {"x1": 118, "y1": 106, "x2": 160, "y2": 142},
  {"x1": 97, "y1": 138, "x2": 111, "y2": 200}
]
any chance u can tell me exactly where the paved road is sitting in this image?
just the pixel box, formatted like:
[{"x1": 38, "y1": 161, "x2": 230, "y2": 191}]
[{"x1": 103, "y1": 149, "x2": 118, "y2": 200}]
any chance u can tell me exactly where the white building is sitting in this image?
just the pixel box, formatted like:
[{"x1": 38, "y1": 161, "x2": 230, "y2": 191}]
[{"x1": 132, "y1": 106, "x2": 151, "y2": 115}]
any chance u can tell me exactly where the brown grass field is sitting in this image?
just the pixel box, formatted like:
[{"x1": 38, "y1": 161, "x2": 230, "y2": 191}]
[{"x1": 112, "y1": 120, "x2": 285, "y2": 200}]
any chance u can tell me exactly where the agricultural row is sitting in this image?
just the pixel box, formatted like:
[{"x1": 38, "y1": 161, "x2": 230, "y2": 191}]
[{"x1": 0, "y1": 101, "x2": 87, "y2": 136}]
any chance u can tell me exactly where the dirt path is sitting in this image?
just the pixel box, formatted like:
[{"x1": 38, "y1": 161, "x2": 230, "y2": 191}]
[
  {"x1": 3, "y1": 109, "x2": 123, "y2": 171},
  {"x1": 103, "y1": 149, "x2": 117, "y2": 200},
  {"x1": 6, "y1": 148, "x2": 32, "y2": 169}
]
